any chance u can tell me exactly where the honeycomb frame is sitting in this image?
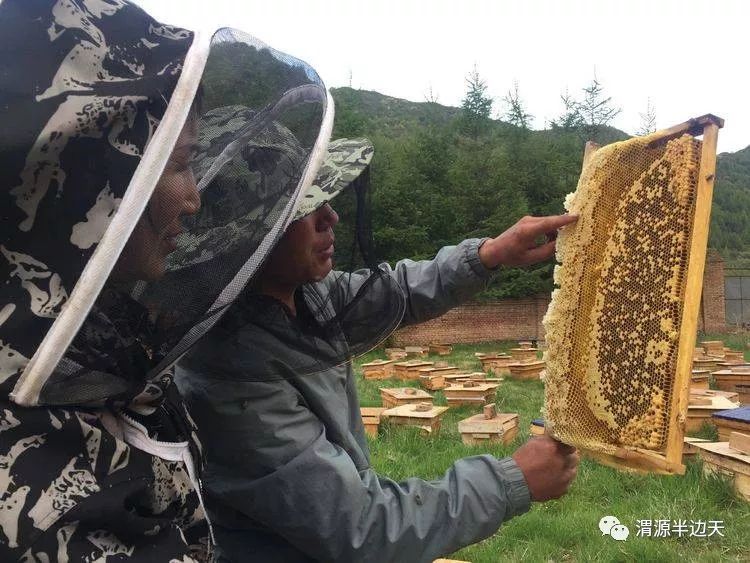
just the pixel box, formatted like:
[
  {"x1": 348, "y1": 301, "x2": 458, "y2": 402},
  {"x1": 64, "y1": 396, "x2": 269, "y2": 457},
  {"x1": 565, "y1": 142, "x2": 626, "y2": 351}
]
[{"x1": 543, "y1": 115, "x2": 723, "y2": 475}]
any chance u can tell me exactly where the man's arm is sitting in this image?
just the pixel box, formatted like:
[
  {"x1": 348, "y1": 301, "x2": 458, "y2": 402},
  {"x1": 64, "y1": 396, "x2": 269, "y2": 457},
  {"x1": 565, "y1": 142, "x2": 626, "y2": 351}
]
[
  {"x1": 180, "y1": 370, "x2": 542, "y2": 563},
  {"x1": 375, "y1": 214, "x2": 578, "y2": 326}
]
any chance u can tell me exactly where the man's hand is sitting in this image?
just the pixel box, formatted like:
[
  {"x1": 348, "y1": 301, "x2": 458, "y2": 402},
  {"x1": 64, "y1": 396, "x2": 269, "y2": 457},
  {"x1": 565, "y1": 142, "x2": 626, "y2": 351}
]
[
  {"x1": 511, "y1": 436, "x2": 579, "y2": 501},
  {"x1": 478, "y1": 214, "x2": 578, "y2": 268}
]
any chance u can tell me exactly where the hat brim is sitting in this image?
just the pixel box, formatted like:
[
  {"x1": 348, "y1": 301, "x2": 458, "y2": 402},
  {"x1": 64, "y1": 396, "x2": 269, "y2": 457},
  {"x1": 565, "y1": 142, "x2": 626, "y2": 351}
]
[{"x1": 293, "y1": 137, "x2": 373, "y2": 221}]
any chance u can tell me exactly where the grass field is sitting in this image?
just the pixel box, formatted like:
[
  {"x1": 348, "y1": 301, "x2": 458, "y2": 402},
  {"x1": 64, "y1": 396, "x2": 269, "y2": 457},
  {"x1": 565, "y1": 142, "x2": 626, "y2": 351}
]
[{"x1": 354, "y1": 340, "x2": 750, "y2": 563}]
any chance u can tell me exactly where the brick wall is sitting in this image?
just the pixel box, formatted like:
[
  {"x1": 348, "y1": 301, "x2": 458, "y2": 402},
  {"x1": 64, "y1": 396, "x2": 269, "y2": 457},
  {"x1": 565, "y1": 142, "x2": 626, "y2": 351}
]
[
  {"x1": 699, "y1": 249, "x2": 726, "y2": 332},
  {"x1": 392, "y1": 251, "x2": 727, "y2": 345}
]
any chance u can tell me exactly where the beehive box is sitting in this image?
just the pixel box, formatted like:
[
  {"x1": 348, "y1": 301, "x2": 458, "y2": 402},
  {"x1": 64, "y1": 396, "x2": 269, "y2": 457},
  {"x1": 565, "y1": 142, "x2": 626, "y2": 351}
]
[
  {"x1": 393, "y1": 360, "x2": 434, "y2": 380},
  {"x1": 686, "y1": 394, "x2": 740, "y2": 433},
  {"x1": 518, "y1": 341, "x2": 534, "y2": 349},
  {"x1": 444, "y1": 381, "x2": 500, "y2": 407},
  {"x1": 693, "y1": 357, "x2": 721, "y2": 372},
  {"x1": 692, "y1": 440, "x2": 750, "y2": 501},
  {"x1": 361, "y1": 359, "x2": 396, "y2": 380},
  {"x1": 380, "y1": 387, "x2": 433, "y2": 408},
  {"x1": 542, "y1": 115, "x2": 723, "y2": 474},
  {"x1": 712, "y1": 369, "x2": 750, "y2": 399},
  {"x1": 683, "y1": 436, "x2": 710, "y2": 461},
  {"x1": 509, "y1": 348, "x2": 539, "y2": 363},
  {"x1": 459, "y1": 404, "x2": 519, "y2": 446},
  {"x1": 737, "y1": 384, "x2": 750, "y2": 406},
  {"x1": 456, "y1": 373, "x2": 503, "y2": 384},
  {"x1": 530, "y1": 418, "x2": 546, "y2": 436},
  {"x1": 690, "y1": 372, "x2": 710, "y2": 391},
  {"x1": 429, "y1": 343, "x2": 453, "y2": 356},
  {"x1": 691, "y1": 388, "x2": 739, "y2": 403},
  {"x1": 478, "y1": 354, "x2": 514, "y2": 375},
  {"x1": 361, "y1": 407, "x2": 387, "y2": 437},
  {"x1": 712, "y1": 407, "x2": 750, "y2": 441},
  {"x1": 404, "y1": 346, "x2": 429, "y2": 358},
  {"x1": 418, "y1": 375, "x2": 444, "y2": 391},
  {"x1": 722, "y1": 351, "x2": 745, "y2": 364},
  {"x1": 700, "y1": 340, "x2": 725, "y2": 357},
  {"x1": 385, "y1": 348, "x2": 408, "y2": 361},
  {"x1": 382, "y1": 402, "x2": 449, "y2": 435},
  {"x1": 507, "y1": 360, "x2": 546, "y2": 381}
]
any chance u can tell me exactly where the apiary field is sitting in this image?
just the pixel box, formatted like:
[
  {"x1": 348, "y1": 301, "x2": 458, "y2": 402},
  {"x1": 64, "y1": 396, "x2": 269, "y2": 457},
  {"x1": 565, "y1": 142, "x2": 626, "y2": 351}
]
[{"x1": 354, "y1": 338, "x2": 750, "y2": 562}]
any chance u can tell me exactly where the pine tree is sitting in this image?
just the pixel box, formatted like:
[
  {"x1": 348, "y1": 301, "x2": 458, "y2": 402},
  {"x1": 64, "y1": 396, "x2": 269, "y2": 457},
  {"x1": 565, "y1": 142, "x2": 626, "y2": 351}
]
[
  {"x1": 502, "y1": 81, "x2": 533, "y2": 130},
  {"x1": 550, "y1": 89, "x2": 583, "y2": 131},
  {"x1": 578, "y1": 76, "x2": 621, "y2": 138},
  {"x1": 636, "y1": 98, "x2": 657, "y2": 136},
  {"x1": 459, "y1": 65, "x2": 493, "y2": 138}
]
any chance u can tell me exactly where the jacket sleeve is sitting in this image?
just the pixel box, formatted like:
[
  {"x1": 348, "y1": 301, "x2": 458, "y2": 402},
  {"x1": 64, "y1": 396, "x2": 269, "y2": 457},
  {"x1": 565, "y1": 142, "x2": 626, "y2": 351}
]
[
  {"x1": 186, "y1": 374, "x2": 531, "y2": 563},
  {"x1": 382, "y1": 237, "x2": 493, "y2": 327}
]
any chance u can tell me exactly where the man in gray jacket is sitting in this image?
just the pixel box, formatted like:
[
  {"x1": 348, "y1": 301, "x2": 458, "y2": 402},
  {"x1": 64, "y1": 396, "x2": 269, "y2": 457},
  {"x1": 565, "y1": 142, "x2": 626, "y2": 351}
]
[{"x1": 178, "y1": 138, "x2": 579, "y2": 562}]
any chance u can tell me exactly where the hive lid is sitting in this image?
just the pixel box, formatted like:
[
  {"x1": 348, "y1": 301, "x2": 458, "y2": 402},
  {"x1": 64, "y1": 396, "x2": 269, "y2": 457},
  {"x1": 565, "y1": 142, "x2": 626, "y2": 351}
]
[
  {"x1": 712, "y1": 406, "x2": 750, "y2": 422},
  {"x1": 382, "y1": 404, "x2": 449, "y2": 418},
  {"x1": 379, "y1": 387, "x2": 432, "y2": 399}
]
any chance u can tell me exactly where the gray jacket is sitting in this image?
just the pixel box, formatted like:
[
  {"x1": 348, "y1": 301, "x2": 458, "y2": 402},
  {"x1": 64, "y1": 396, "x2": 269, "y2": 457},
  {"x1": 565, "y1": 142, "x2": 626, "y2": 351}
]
[{"x1": 177, "y1": 239, "x2": 531, "y2": 562}]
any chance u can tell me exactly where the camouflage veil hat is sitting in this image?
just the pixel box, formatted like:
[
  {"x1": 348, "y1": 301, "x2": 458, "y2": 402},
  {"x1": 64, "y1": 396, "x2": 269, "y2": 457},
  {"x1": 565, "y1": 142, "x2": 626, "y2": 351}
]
[{"x1": 1, "y1": 1, "x2": 334, "y2": 407}]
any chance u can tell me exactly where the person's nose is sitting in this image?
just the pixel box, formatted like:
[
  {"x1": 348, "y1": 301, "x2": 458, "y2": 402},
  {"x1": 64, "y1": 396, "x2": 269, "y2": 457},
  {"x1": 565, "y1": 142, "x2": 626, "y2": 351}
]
[
  {"x1": 182, "y1": 172, "x2": 201, "y2": 216},
  {"x1": 317, "y1": 203, "x2": 338, "y2": 230}
]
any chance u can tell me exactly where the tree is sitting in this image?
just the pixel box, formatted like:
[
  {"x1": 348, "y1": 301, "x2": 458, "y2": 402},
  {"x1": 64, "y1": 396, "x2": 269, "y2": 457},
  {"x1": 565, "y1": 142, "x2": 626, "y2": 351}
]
[
  {"x1": 550, "y1": 89, "x2": 583, "y2": 131},
  {"x1": 636, "y1": 98, "x2": 657, "y2": 136},
  {"x1": 459, "y1": 65, "x2": 493, "y2": 139},
  {"x1": 424, "y1": 84, "x2": 439, "y2": 104},
  {"x1": 502, "y1": 81, "x2": 533, "y2": 130},
  {"x1": 578, "y1": 76, "x2": 621, "y2": 134}
]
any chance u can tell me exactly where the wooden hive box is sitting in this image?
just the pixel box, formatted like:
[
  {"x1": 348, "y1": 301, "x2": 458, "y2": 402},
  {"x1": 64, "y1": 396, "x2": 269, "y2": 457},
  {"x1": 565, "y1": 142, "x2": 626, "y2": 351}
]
[
  {"x1": 691, "y1": 388, "x2": 739, "y2": 403},
  {"x1": 393, "y1": 360, "x2": 434, "y2": 380},
  {"x1": 429, "y1": 343, "x2": 453, "y2": 356},
  {"x1": 722, "y1": 351, "x2": 745, "y2": 364},
  {"x1": 459, "y1": 404, "x2": 519, "y2": 446},
  {"x1": 479, "y1": 355, "x2": 514, "y2": 375},
  {"x1": 444, "y1": 381, "x2": 500, "y2": 407},
  {"x1": 712, "y1": 407, "x2": 750, "y2": 441},
  {"x1": 692, "y1": 440, "x2": 750, "y2": 502},
  {"x1": 690, "y1": 371, "x2": 710, "y2": 390},
  {"x1": 686, "y1": 394, "x2": 740, "y2": 433},
  {"x1": 694, "y1": 346, "x2": 707, "y2": 359},
  {"x1": 361, "y1": 407, "x2": 387, "y2": 437},
  {"x1": 712, "y1": 369, "x2": 750, "y2": 398},
  {"x1": 404, "y1": 346, "x2": 429, "y2": 358},
  {"x1": 518, "y1": 341, "x2": 534, "y2": 349},
  {"x1": 693, "y1": 357, "x2": 721, "y2": 372},
  {"x1": 683, "y1": 436, "x2": 711, "y2": 461},
  {"x1": 737, "y1": 384, "x2": 750, "y2": 406},
  {"x1": 379, "y1": 387, "x2": 433, "y2": 408},
  {"x1": 530, "y1": 418, "x2": 546, "y2": 436},
  {"x1": 361, "y1": 359, "x2": 396, "y2": 380},
  {"x1": 385, "y1": 348, "x2": 408, "y2": 361},
  {"x1": 507, "y1": 360, "x2": 546, "y2": 380},
  {"x1": 509, "y1": 347, "x2": 539, "y2": 363},
  {"x1": 700, "y1": 340, "x2": 725, "y2": 357},
  {"x1": 382, "y1": 402, "x2": 449, "y2": 434},
  {"x1": 456, "y1": 373, "x2": 503, "y2": 384}
]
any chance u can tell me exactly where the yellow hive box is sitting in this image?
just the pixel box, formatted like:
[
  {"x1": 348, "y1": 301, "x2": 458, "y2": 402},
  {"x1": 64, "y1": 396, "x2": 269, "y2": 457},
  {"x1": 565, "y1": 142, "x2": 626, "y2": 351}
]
[
  {"x1": 379, "y1": 387, "x2": 433, "y2": 409},
  {"x1": 543, "y1": 115, "x2": 723, "y2": 474}
]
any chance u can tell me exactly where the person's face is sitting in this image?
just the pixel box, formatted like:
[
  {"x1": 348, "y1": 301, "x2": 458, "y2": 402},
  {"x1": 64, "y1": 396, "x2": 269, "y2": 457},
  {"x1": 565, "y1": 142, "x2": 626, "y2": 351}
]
[
  {"x1": 261, "y1": 203, "x2": 339, "y2": 286},
  {"x1": 112, "y1": 119, "x2": 200, "y2": 282}
]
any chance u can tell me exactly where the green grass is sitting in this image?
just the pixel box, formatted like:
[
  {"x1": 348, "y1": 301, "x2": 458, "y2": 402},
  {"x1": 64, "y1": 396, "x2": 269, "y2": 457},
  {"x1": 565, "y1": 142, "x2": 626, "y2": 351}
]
[{"x1": 354, "y1": 341, "x2": 750, "y2": 563}]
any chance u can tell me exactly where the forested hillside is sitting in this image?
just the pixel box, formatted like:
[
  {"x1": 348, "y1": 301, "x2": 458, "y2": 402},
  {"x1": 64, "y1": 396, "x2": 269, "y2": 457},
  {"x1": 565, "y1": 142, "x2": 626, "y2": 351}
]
[{"x1": 330, "y1": 86, "x2": 750, "y2": 296}]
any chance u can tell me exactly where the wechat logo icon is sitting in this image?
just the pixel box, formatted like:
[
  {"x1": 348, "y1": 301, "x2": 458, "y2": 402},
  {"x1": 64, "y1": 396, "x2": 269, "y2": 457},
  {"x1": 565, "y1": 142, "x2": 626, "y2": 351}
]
[{"x1": 599, "y1": 516, "x2": 630, "y2": 541}]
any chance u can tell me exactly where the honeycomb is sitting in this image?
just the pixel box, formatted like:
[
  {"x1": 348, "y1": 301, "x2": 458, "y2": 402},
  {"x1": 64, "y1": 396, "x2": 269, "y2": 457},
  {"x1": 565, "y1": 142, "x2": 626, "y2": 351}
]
[{"x1": 544, "y1": 133, "x2": 702, "y2": 456}]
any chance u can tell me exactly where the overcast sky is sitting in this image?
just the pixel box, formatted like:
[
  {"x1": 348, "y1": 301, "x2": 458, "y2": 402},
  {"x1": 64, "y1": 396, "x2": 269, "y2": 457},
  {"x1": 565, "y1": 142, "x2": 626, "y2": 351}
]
[{"x1": 136, "y1": 0, "x2": 748, "y2": 154}]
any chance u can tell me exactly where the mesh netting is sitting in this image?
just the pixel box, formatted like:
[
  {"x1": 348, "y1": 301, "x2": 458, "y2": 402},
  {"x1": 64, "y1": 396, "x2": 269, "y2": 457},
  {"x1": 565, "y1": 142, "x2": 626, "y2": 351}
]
[{"x1": 543, "y1": 133, "x2": 701, "y2": 455}]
